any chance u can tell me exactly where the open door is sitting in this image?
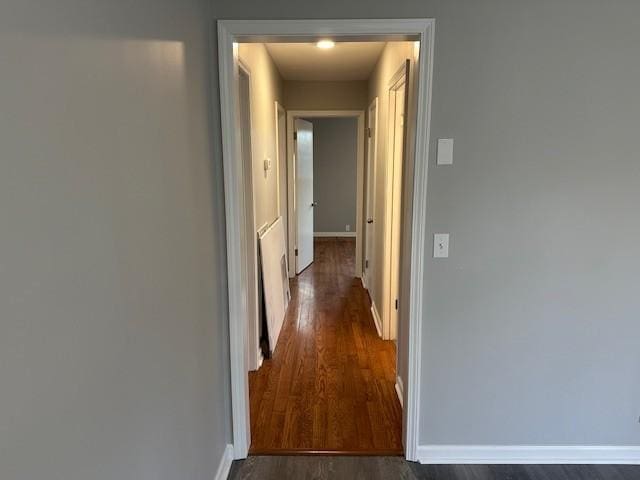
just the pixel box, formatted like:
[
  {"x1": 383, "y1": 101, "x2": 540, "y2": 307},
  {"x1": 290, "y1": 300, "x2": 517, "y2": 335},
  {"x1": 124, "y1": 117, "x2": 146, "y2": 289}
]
[{"x1": 294, "y1": 118, "x2": 314, "y2": 274}]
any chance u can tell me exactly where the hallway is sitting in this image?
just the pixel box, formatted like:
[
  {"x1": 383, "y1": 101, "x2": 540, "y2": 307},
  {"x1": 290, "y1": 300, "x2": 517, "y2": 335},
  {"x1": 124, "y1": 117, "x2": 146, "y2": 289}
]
[{"x1": 249, "y1": 238, "x2": 402, "y2": 454}]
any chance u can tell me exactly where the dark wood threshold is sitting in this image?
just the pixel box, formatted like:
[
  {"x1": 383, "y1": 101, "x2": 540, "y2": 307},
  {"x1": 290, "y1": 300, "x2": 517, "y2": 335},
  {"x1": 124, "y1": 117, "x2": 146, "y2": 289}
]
[{"x1": 249, "y1": 447, "x2": 404, "y2": 457}]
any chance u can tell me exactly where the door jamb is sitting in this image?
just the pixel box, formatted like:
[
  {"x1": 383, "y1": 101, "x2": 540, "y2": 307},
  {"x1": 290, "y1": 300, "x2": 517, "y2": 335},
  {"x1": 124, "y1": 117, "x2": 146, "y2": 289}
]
[
  {"x1": 286, "y1": 110, "x2": 365, "y2": 279},
  {"x1": 217, "y1": 18, "x2": 435, "y2": 462},
  {"x1": 383, "y1": 62, "x2": 409, "y2": 341},
  {"x1": 237, "y1": 60, "x2": 262, "y2": 373},
  {"x1": 363, "y1": 97, "x2": 379, "y2": 291},
  {"x1": 275, "y1": 101, "x2": 288, "y2": 252}
]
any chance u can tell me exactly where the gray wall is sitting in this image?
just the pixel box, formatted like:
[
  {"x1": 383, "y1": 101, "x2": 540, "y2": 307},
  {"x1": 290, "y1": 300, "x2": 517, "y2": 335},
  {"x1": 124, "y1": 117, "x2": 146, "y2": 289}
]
[
  {"x1": 310, "y1": 118, "x2": 358, "y2": 233},
  {"x1": 285, "y1": 81, "x2": 368, "y2": 110},
  {"x1": 0, "y1": 1, "x2": 231, "y2": 479},
  {"x1": 211, "y1": 1, "x2": 640, "y2": 447}
]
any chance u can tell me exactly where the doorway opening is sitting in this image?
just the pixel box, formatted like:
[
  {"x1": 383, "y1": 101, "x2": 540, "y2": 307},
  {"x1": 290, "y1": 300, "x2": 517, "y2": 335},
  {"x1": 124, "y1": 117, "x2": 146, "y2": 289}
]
[
  {"x1": 218, "y1": 19, "x2": 435, "y2": 461},
  {"x1": 286, "y1": 111, "x2": 365, "y2": 279}
]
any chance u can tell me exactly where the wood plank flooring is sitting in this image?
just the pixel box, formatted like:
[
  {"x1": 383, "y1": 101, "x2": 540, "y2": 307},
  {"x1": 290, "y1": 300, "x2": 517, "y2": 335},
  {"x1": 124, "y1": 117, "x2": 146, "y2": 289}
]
[
  {"x1": 249, "y1": 238, "x2": 402, "y2": 454},
  {"x1": 228, "y1": 456, "x2": 640, "y2": 480}
]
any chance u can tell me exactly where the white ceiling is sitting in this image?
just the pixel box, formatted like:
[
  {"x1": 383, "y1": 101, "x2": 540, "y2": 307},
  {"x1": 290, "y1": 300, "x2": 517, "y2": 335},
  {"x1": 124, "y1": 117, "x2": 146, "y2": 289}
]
[{"x1": 265, "y1": 42, "x2": 386, "y2": 81}]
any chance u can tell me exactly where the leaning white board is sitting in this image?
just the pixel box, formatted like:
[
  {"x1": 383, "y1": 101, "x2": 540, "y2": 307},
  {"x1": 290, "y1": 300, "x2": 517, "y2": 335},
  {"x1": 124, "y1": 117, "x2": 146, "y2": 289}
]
[{"x1": 258, "y1": 217, "x2": 290, "y2": 353}]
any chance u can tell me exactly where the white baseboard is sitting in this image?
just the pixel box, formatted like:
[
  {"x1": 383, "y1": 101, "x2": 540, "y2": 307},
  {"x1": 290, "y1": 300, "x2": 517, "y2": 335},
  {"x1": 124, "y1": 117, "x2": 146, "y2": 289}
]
[
  {"x1": 395, "y1": 376, "x2": 404, "y2": 408},
  {"x1": 314, "y1": 231, "x2": 356, "y2": 238},
  {"x1": 416, "y1": 445, "x2": 640, "y2": 465},
  {"x1": 370, "y1": 302, "x2": 383, "y2": 338},
  {"x1": 214, "y1": 444, "x2": 234, "y2": 480},
  {"x1": 257, "y1": 350, "x2": 264, "y2": 369}
]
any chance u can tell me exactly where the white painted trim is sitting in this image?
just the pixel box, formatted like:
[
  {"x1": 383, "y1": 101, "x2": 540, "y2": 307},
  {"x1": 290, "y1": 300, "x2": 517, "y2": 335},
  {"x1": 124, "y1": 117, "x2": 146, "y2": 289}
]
[
  {"x1": 286, "y1": 109, "x2": 365, "y2": 279},
  {"x1": 314, "y1": 231, "x2": 356, "y2": 238},
  {"x1": 274, "y1": 102, "x2": 289, "y2": 276},
  {"x1": 286, "y1": 111, "x2": 296, "y2": 279},
  {"x1": 382, "y1": 61, "x2": 409, "y2": 342},
  {"x1": 217, "y1": 23, "x2": 251, "y2": 460},
  {"x1": 355, "y1": 112, "x2": 365, "y2": 280},
  {"x1": 238, "y1": 61, "x2": 261, "y2": 376},
  {"x1": 370, "y1": 302, "x2": 383, "y2": 338},
  {"x1": 395, "y1": 376, "x2": 404, "y2": 408},
  {"x1": 275, "y1": 101, "x2": 286, "y2": 218},
  {"x1": 416, "y1": 445, "x2": 640, "y2": 465},
  {"x1": 257, "y1": 348, "x2": 264, "y2": 369},
  {"x1": 214, "y1": 444, "x2": 234, "y2": 480},
  {"x1": 363, "y1": 97, "x2": 379, "y2": 301},
  {"x1": 405, "y1": 19, "x2": 436, "y2": 463},
  {"x1": 217, "y1": 18, "x2": 435, "y2": 462}
]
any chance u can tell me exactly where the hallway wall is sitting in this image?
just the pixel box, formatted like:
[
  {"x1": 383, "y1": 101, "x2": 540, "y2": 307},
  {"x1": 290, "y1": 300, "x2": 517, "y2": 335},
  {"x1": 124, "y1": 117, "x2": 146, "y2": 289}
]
[
  {"x1": 0, "y1": 0, "x2": 232, "y2": 479},
  {"x1": 284, "y1": 81, "x2": 368, "y2": 111},
  {"x1": 238, "y1": 44, "x2": 285, "y2": 230},
  {"x1": 311, "y1": 117, "x2": 359, "y2": 234}
]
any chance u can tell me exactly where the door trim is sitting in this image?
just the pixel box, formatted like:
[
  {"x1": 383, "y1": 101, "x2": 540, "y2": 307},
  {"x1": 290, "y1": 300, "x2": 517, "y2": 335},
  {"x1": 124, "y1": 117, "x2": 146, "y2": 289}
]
[
  {"x1": 364, "y1": 97, "x2": 379, "y2": 292},
  {"x1": 383, "y1": 62, "x2": 409, "y2": 341},
  {"x1": 217, "y1": 18, "x2": 435, "y2": 462},
  {"x1": 237, "y1": 61, "x2": 262, "y2": 373},
  {"x1": 286, "y1": 110, "x2": 365, "y2": 279}
]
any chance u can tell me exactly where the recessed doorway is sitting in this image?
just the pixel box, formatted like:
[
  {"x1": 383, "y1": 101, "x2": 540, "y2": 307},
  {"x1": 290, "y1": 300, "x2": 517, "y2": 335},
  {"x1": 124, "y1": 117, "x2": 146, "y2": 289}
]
[{"x1": 217, "y1": 19, "x2": 435, "y2": 461}]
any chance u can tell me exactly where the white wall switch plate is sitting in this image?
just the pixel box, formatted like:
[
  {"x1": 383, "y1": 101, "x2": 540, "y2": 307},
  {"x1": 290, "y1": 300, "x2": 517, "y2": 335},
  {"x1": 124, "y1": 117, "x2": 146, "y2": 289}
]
[
  {"x1": 433, "y1": 233, "x2": 450, "y2": 258},
  {"x1": 437, "y1": 138, "x2": 454, "y2": 165}
]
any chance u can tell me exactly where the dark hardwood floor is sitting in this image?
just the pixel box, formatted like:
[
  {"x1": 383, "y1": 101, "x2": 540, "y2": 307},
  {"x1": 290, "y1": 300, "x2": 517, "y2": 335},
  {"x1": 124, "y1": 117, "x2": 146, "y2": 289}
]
[
  {"x1": 248, "y1": 238, "x2": 402, "y2": 454},
  {"x1": 229, "y1": 456, "x2": 640, "y2": 480}
]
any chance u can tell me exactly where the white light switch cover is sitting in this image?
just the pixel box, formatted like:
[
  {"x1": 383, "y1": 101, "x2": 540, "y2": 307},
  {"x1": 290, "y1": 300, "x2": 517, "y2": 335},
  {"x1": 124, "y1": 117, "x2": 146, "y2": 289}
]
[
  {"x1": 433, "y1": 233, "x2": 449, "y2": 258},
  {"x1": 437, "y1": 138, "x2": 454, "y2": 165}
]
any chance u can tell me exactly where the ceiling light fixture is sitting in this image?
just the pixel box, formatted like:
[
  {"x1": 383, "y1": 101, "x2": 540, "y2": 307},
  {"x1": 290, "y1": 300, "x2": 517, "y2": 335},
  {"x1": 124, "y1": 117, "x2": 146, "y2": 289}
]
[{"x1": 316, "y1": 39, "x2": 335, "y2": 49}]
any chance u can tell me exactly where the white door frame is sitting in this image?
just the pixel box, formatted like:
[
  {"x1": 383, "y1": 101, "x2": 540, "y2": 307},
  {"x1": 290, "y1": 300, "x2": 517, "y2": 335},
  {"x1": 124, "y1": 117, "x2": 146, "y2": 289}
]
[
  {"x1": 217, "y1": 18, "x2": 435, "y2": 461},
  {"x1": 383, "y1": 62, "x2": 409, "y2": 341},
  {"x1": 286, "y1": 110, "x2": 365, "y2": 279},
  {"x1": 363, "y1": 97, "x2": 379, "y2": 292},
  {"x1": 274, "y1": 101, "x2": 288, "y2": 253},
  {"x1": 237, "y1": 61, "x2": 262, "y2": 373}
]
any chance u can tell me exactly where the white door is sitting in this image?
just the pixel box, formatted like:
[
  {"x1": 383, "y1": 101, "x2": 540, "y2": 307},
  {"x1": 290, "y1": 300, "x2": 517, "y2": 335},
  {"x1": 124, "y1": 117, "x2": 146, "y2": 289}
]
[
  {"x1": 386, "y1": 61, "x2": 409, "y2": 341},
  {"x1": 294, "y1": 118, "x2": 314, "y2": 273},
  {"x1": 364, "y1": 99, "x2": 378, "y2": 292}
]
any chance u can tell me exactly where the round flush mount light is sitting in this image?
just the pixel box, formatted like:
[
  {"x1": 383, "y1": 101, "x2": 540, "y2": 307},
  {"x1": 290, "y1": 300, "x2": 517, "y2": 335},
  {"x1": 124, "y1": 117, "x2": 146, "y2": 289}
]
[{"x1": 316, "y1": 39, "x2": 335, "y2": 49}]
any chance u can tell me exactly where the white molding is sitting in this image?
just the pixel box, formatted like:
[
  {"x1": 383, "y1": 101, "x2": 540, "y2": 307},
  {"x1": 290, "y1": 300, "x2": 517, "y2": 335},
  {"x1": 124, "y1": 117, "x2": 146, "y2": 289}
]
[
  {"x1": 237, "y1": 59, "x2": 262, "y2": 377},
  {"x1": 218, "y1": 18, "x2": 434, "y2": 40},
  {"x1": 217, "y1": 21, "x2": 251, "y2": 460},
  {"x1": 370, "y1": 302, "x2": 383, "y2": 338},
  {"x1": 214, "y1": 444, "x2": 234, "y2": 480},
  {"x1": 314, "y1": 231, "x2": 357, "y2": 238},
  {"x1": 416, "y1": 445, "x2": 640, "y2": 465},
  {"x1": 395, "y1": 376, "x2": 404, "y2": 408},
  {"x1": 257, "y1": 348, "x2": 264, "y2": 369},
  {"x1": 363, "y1": 96, "x2": 379, "y2": 303},
  {"x1": 381, "y1": 61, "x2": 409, "y2": 342},
  {"x1": 217, "y1": 18, "x2": 435, "y2": 462},
  {"x1": 404, "y1": 19, "x2": 435, "y2": 463},
  {"x1": 274, "y1": 101, "x2": 286, "y2": 218}
]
